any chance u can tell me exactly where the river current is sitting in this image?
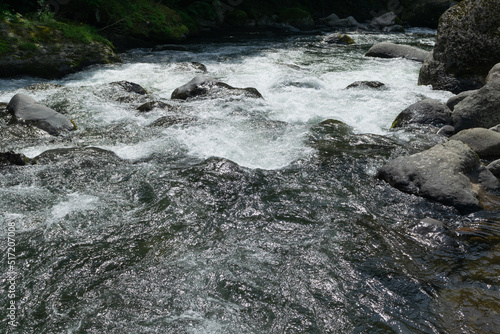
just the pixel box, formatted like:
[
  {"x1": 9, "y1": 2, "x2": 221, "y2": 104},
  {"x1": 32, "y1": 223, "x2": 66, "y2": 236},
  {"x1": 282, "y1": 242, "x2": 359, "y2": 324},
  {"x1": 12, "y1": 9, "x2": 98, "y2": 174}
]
[{"x1": 1, "y1": 30, "x2": 499, "y2": 333}]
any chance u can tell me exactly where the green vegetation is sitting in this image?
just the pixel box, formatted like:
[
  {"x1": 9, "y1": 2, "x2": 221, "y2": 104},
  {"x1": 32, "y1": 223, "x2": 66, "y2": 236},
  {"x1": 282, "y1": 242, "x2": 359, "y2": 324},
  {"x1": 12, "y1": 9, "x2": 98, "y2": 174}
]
[{"x1": 0, "y1": 39, "x2": 12, "y2": 55}]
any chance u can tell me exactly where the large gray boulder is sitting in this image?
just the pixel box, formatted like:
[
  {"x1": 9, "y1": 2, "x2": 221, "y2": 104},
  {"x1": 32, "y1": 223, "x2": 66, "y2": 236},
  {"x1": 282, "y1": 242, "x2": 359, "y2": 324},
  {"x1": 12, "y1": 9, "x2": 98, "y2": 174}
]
[
  {"x1": 418, "y1": 0, "x2": 500, "y2": 93},
  {"x1": 446, "y1": 89, "x2": 478, "y2": 111},
  {"x1": 377, "y1": 140, "x2": 500, "y2": 213},
  {"x1": 486, "y1": 63, "x2": 500, "y2": 84},
  {"x1": 171, "y1": 75, "x2": 263, "y2": 100},
  {"x1": 452, "y1": 81, "x2": 500, "y2": 131},
  {"x1": 7, "y1": 93, "x2": 76, "y2": 135},
  {"x1": 391, "y1": 99, "x2": 452, "y2": 128},
  {"x1": 450, "y1": 128, "x2": 500, "y2": 160},
  {"x1": 365, "y1": 42, "x2": 429, "y2": 62}
]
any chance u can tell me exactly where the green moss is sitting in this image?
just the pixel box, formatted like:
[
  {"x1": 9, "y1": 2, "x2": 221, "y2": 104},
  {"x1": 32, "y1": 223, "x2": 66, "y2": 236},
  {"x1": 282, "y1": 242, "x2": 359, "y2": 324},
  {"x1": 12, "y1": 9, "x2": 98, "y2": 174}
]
[
  {"x1": 70, "y1": 119, "x2": 77, "y2": 130},
  {"x1": 0, "y1": 38, "x2": 12, "y2": 54},
  {"x1": 19, "y1": 41, "x2": 37, "y2": 50}
]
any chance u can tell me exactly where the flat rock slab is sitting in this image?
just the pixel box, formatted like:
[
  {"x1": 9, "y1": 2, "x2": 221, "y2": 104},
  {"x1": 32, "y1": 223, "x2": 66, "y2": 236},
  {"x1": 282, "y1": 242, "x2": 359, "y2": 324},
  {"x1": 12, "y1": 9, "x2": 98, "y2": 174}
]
[
  {"x1": 171, "y1": 75, "x2": 263, "y2": 100},
  {"x1": 377, "y1": 140, "x2": 500, "y2": 213},
  {"x1": 450, "y1": 128, "x2": 500, "y2": 160},
  {"x1": 365, "y1": 42, "x2": 429, "y2": 62},
  {"x1": 7, "y1": 93, "x2": 76, "y2": 135}
]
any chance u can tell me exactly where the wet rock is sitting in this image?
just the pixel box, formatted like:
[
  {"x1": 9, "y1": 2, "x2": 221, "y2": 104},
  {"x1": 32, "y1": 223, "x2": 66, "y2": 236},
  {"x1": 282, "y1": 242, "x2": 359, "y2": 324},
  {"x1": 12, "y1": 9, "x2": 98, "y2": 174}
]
[
  {"x1": 365, "y1": 42, "x2": 429, "y2": 62},
  {"x1": 486, "y1": 63, "x2": 500, "y2": 84},
  {"x1": 35, "y1": 147, "x2": 122, "y2": 166},
  {"x1": 150, "y1": 115, "x2": 196, "y2": 127},
  {"x1": 437, "y1": 125, "x2": 455, "y2": 137},
  {"x1": 190, "y1": 62, "x2": 208, "y2": 73},
  {"x1": 171, "y1": 75, "x2": 263, "y2": 100},
  {"x1": 418, "y1": 0, "x2": 500, "y2": 93},
  {"x1": 323, "y1": 34, "x2": 355, "y2": 45},
  {"x1": 370, "y1": 12, "x2": 398, "y2": 29},
  {"x1": 111, "y1": 81, "x2": 147, "y2": 95},
  {"x1": 450, "y1": 128, "x2": 500, "y2": 160},
  {"x1": 391, "y1": 99, "x2": 452, "y2": 128},
  {"x1": 95, "y1": 81, "x2": 149, "y2": 103},
  {"x1": 309, "y1": 119, "x2": 398, "y2": 158},
  {"x1": 24, "y1": 83, "x2": 63, "y2": 91},
  {"x1": 322, "y1": 13, "x2": 360, "y2": 28},
  {"x1": 7, "y1": 93, "x2": 76, "y2": 136},
  {"x1": 0, "y1": 151, "x2": 35, "y2": 166},
  {"x1": 452, "y1": 81, "x2": 500, "y2": 131},
  {"x1": 490, "y1": 124, "x2": 500, "y2": 133},
  {"x1": 377, "y1": 140, "x2": 500, "y2": 213},
  {"x1": 487, "y1": 159, "x2": 500, "y2": 178},
  {"x1": 345, "y1": 81, "x2": 385, "y2": 89},
  {"x1": 411, "y1": 218, "x2": 459, "y2": 248},
  {"x1": 152, "y1": 44, "x2": 189, "y2": 52},
  {"x1": 137, "y1": 101, "x2": 172, "y2": 113},
  {"x1": 446, "y1": 90, "x2": 478, "y2": 111}
]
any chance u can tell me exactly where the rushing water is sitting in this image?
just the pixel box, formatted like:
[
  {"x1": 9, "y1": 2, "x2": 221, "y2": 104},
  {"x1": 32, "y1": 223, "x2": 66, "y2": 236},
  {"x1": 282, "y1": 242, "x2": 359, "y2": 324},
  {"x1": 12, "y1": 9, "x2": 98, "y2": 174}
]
[{"x1": 1, "y1": 30, "x2": 499, "y2": 333}]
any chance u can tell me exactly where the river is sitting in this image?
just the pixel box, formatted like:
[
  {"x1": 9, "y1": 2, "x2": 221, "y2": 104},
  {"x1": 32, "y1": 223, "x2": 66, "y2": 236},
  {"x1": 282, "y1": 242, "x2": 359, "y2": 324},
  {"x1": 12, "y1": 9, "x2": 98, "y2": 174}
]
[{"x1": 1, "y1": 29, "x2": 499, "y2": 333}]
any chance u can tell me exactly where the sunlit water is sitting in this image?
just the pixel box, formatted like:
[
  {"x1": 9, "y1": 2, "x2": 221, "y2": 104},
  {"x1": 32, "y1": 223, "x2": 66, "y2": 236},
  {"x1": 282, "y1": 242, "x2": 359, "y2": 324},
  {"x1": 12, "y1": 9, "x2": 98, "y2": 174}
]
[{"x1": 1, "y1": 30, "x2": 499, "y2": 333}]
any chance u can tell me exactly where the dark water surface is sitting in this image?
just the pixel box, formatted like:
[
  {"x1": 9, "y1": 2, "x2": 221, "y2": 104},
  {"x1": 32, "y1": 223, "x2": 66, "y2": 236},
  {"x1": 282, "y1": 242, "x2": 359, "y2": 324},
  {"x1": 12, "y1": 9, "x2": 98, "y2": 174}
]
[{"x1": 1, "y1": 31, "x2": 499, "y2": 333}]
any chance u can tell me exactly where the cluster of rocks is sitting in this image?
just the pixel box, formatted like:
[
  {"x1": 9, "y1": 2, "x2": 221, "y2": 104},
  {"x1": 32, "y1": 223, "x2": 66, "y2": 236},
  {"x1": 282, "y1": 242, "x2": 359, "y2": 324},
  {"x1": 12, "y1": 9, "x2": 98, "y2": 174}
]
[
  {"x1": 322, "y1": 11, "x2": 404, "y2": 33},
  {"x1": 1, "y1": 73, "x2": 263, "y2": 166},
  {"x1": 375, "y1": 0, "x2": 500, "y2": 214},
  {"x1": 378, "y1": 62, "x2": 500, "y2": 213}
]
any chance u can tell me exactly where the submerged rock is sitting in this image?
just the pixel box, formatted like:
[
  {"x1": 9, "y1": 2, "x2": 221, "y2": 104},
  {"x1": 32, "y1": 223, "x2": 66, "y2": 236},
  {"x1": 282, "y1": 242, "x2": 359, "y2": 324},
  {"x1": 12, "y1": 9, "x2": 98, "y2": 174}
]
[
  {"x1": 345, "y1": 81, "x2": 385, "y2": 89},
  {"x1": 171, "y1": 75, "x2": 263, "y2": 100},
  {"x1": 450, "y1": 128, "x2": 500, "y2": 160},
  {"x1": 150, "y1": 115, "x2": 196, "y2": 128},
  {"x1": 418, "y1": 0, "x2": 500, "y2": 93},
  {"x1": 411, "y1": 217, "x2": 459, "y2": 248},
  {"x1": 392, "y1": 99, "x2": 452, "y2": 128},
  {"x1": 35, "y1": 147, "x2": 122, "y2": 165},
  {"x1": 377, "y1": 140, "x2": 500, "y2": 213},
  {"x1": 7, "y1": 93, "x2": 76, "y2": 135},
  {"x1": 365, "y1": 42, "x2": 429, "y2": 62},
  {"x1": 452, "y1": 81, "x2": 500, "y2": 131}
]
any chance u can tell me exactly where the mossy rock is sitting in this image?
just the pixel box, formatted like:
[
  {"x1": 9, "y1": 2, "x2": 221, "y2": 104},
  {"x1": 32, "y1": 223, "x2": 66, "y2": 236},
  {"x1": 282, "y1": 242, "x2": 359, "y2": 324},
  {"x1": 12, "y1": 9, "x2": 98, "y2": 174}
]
[{"x1": 0, "y1": 16, "x2": 120, "y2": 79}]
